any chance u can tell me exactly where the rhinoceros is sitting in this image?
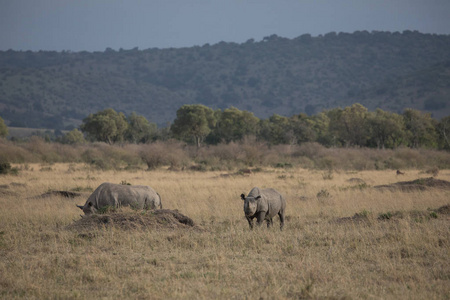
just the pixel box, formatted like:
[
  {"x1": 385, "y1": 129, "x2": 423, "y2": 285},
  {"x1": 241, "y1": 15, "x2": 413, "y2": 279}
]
[
  {"x1": 241, "y1": 187, "x2": 286, "y2": 230},
  {"x1": 77, "y1": 182, "x2": 162, "y2": 215}
]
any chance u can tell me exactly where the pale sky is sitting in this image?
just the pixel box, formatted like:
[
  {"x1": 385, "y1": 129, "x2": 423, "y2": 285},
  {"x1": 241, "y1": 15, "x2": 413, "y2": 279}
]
[{"x1": 1, "y1": 0, "x2": 450, "y2": 52}]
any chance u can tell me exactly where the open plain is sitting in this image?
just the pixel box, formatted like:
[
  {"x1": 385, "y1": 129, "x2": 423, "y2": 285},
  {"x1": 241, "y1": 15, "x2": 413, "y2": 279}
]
[{"x1": 0, "y1": 163, "x2": 449, "y2": 299}]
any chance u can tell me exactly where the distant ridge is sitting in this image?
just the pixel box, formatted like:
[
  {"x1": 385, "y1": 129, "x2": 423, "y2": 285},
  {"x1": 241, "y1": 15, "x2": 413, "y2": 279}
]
[{"x1": 1, "y1": 30, "x2": 449, "y2": 129}]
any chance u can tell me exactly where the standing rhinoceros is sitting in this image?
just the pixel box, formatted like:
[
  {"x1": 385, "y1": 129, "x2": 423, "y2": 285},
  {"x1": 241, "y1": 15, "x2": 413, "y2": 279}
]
[
  {"x1": 77, "y1": 182, "x2": 162, "y2": 215},
  {"x1": 241, "y1": 187, "x2": 286, "y2": 230}
]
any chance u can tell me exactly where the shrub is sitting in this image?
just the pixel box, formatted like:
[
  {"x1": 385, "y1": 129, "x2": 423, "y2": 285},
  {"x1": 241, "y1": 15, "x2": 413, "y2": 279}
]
[
  {"x1": 316, "y1": 156, "x2": 336, "y2": 170},
  {"x1": 140, "y1": 141, "x2": 188, "y2": 170},
  {"x1": 316, "y1": 189, "x2": 330, "y2": 199},
  {"x1": 240, "y1": 140, "x2": 266, "y2": 166},
  {"x1": 293, "y1": 142, "x2": 326, "y2": 158},
  {"x1": 0, "y1": 161, "x2": 19, "y2": 175},
  {"x1": 0, "y1": 161, "x2": 12, "y2": 174},
  {"x1": 60, "y1": 129, "x2": 85, "y2": 145},
  {"x1": 275, "y1": 162, "x2": 293, "y2": 168}
]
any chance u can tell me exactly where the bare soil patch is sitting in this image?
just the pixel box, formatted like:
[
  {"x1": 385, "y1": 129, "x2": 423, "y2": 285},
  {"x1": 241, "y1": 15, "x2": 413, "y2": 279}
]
[
  {"x1": 374, "y1": 177, "x2": 450, "y2": 192},
  {"x1": 67, "y1": 209, "x2": 198, "y2": 232}
]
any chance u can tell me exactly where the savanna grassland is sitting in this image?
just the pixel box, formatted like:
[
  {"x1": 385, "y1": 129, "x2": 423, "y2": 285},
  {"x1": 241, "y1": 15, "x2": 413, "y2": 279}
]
[{"x1": 0, "y1": 164, "x2": 449, "y2": 299}]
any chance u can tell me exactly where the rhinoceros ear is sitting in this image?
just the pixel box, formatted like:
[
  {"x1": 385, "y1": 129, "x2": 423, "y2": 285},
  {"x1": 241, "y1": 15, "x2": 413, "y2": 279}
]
[
  {"x1": 240, "y1": 194, "x2": 246, "y2": 200},
  {"x1": 76, "y1": 205, "x2": 83, "y2": 210},
  {"x1": 255, "y1": 195, "x2": 261, "y2": 200}
]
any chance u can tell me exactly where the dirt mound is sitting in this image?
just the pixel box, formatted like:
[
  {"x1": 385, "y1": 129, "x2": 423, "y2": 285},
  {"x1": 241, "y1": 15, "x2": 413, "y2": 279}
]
[
  {"x1": 335, "y1": 212, "x2": 370, "y2": 224},
  {"x1": 40, "y1": 191, "x2": 82, "y2": 198},
  {"x1": 27, "y1": 190, "x2": 83, "y2": 199},
  {"x1": 68, "y1": 209, "x2": 197, "y2": 231},
  {"x1": 335, "y1": 204, "x2": 449, "y2": 224},
  {"x1": 347, "y1": 178, "x2": 366, "y2": 184},
  {"x1": 436, "y1": 204, "x2": 450, "y2": 215},
  {"x1": 374, "y1": 177, "x2": 450, "y2": 192}
]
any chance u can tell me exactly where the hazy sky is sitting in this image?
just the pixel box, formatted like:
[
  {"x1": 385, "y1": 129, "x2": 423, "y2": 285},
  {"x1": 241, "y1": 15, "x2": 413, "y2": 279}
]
[{"x1": 1, "y1": 0, "x2": 450, "y2": 52}]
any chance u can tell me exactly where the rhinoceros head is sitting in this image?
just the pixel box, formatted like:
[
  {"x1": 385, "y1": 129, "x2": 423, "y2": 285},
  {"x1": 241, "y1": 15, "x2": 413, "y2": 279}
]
[
  {"x1": 241, "y1": 193, "x2": 261, "y2": 216},
  {"x1": 77, "y1": 201, "x2": 97, "y2": 215}
]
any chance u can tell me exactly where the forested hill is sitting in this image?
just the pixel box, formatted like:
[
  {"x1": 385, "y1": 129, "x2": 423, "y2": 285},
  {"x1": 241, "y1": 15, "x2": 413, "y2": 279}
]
[{"x1": 1, "y1": 30, "x2": 450, "y2": 129}]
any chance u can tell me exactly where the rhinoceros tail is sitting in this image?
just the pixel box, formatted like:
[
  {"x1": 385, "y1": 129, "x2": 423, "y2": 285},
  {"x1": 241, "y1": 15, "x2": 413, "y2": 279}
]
[{"x1": 157, "y1": 192, "x2": 162, "y2": 209}]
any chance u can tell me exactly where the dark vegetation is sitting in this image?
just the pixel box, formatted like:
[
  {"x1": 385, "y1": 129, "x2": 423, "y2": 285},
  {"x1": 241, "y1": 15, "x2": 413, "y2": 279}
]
[
  {"x1": 0, "y1": 161, "x2": 19, "y2": 175},
  {"x1": 1, "y1": 31, "x2": 450, "y2": 130}
]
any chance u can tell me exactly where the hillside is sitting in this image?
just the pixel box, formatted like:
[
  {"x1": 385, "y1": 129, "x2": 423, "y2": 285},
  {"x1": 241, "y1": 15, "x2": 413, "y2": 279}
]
[
  {"x1": 349, "y1": 61, "x2": 450, "y2": 114},
  {"x1": 1, "y1": 30, "x2": 450, "y2": 129}
]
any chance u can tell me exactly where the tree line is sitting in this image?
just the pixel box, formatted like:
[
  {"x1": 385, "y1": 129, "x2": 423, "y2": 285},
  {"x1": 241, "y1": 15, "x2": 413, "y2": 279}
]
[{"x1": 1, "y1": 103, "x2": 449, "y2": 150}]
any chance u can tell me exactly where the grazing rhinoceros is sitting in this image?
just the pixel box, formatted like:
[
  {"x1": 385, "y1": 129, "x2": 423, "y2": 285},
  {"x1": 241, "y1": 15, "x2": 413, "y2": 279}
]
[
  {"x1": 241, "y1": 187, "x2": 286, "y2": 230},
  {"x1": 77, "y1": 182, "x2": 162, "y2": 215}
]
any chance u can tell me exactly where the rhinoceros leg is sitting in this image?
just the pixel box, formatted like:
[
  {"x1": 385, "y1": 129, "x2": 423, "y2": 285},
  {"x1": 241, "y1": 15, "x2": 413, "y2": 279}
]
[
  {"x1": 278, "y1": 211, "x2": 285, "y2": 230},
  {"x1": 246, "y1": 216, "x2": 254, "y2": 229},
  {"x1": 256, "y1": 211, "x2": 266, "y2": 227},
  {"x1": 266, "y1": 218, "x2": 273, "y2": 228}
]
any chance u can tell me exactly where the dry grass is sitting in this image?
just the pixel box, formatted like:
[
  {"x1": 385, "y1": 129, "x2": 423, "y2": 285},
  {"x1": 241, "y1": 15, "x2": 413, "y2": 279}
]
[{"x1": 0, "y1": 164, "x2": 449, "y2": 299}]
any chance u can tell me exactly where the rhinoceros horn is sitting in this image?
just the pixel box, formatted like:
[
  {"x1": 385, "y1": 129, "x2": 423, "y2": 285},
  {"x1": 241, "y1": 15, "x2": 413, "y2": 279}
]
[{"x1": 76, "y1": 205, "x2": 84, "y2": 210}]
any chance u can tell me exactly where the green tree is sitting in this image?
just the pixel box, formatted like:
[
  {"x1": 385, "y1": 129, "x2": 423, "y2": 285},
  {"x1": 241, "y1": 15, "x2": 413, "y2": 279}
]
[
  {"x1": 289, "y1": 113, "x2": 317, "y2": 145},
  {"x1": 171, "y1": 104, "x2": 216, "y2": 147},
  {"x1": 403, "y1": 108, "x2": 437, "y2": 148},
  {"x1": 436, "y1": 115, "x2": 450, "y2": 150},
  {"x1": 0, "y1": 117, "x2": 8, "y2": 138},
  {"x1": 80, "y1": 108, "x2": 128, "y2": 144},
  {"x1": 259, "y1": 114, "x2": 292, "y2": 145},
  {"x1": 125, "y1": 112, "x2": 157, "y2": 143},
  {"x1": 367, "y1": 109, "x2": 405, "y2": 149},
  {"x1": 309, "y1": 112, "x2": 331, "y2": 146},
  {"x1": 213, "y1": 107, "x2": 259, "y2": 143},
  {"x1": 60, "y1": 128, "x2": 85, "y2": 144},
  {"x1": 331, "y1": 103, "x2": 370, "y2": 147},
  {"x1": 325, "y1": 107, "x2": 345, "y2": 147}
]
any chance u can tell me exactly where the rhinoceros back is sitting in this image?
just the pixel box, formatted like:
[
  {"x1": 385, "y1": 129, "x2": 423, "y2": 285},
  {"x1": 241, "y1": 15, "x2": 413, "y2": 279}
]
[
  {"x1": 250, "y1": 187, "x2": 285, "y2": 218},
  {"x1": 86, "y1": 183, "x2": 160, "y2": 212}
]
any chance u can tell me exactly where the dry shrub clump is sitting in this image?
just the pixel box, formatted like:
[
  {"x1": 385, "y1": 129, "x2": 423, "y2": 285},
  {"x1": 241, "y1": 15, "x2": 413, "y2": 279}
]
[
  {"x1": 196, "y1": 139, "x2": 274, "y2": 171},
  {"x1": 196, "y1": 142, "x2": 242, "y2": 170},
  {"x1": 140, "y1": 141, "x2": 189, "y2": 170},
  {"x1": 0, "y1": 139, "x2": 39, "y2": 162},
  {"x1": 1, "y1": 139, "x2": 450, "y2": 172}
]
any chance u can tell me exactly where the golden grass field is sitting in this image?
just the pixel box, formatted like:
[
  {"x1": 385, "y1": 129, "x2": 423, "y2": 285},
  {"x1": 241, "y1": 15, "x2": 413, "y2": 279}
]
[{"x1": 0, "y1": 163, "x2": 449, "y2": 299}]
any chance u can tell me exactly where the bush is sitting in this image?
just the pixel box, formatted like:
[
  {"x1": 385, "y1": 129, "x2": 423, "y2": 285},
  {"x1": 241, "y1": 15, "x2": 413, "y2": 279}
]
[
  {"x1": 0, "y1": 161, "x2": 12, "y2": 174},
  {"x1": 0, "y1": 139, "x2": 450, "y2": 171},
  {"x1": 0, "y1": 161, "x2": 19, "y2": 175},
  {"x1": 140, "y1": 141, "x2": 188, "y2": 170},
  {"x1": 317, "y1": 189, "x2": 330, "y2": 199},
  {"x1": 60, "y1": 129, "x2": 85, "y2": 145},
  {"x1": 293, "y1": 142, "x2": 326, "y2": 158}
]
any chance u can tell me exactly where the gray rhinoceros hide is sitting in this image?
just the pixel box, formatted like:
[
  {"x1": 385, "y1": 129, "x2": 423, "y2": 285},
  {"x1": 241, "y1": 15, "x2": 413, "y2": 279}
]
[
  {"x1": 241, "y1": 187, "x2": 286, "y2": 230},
  {"x1": 78, "y1": 182, "x2": 162, "y2": 215}
]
